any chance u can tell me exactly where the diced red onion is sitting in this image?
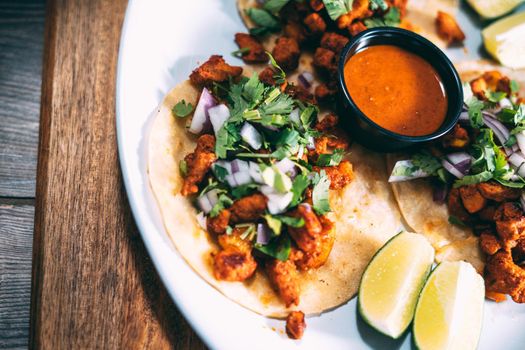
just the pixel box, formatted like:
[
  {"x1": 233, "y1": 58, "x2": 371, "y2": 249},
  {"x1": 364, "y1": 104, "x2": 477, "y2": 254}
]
[
  {"x1": 289, "y1": 108, "x2": 300, "y2": 125},
  {"x1": 306, "y1": 136, "x2": 315, "y2": 150},
  {"x1": 516, "y1": 131, "x2": 525, "y2": 154},
  {"x1": 256, "y1": 223, "x2": 271, "y2": 245},
  {"x1": 508, "y1": 153, "x2": 525, "y2": 177},
  {"x1": 209, "y1": 104, "x2": 230, "y2": 136},
  {"x1": 442, "y1": 159, "x2": 465, "y2": 179},
  {"x1": 225, "y1": 174, "x2": 238, "y2": 187},
  {"x1": 189, "y1": 88, "x2": 216, "y2": 134},
  {"x1": 275, "y1": 158, "x2": 296, "y2": 177},
  {"x1": 266, "y1": 192, "x2": 293, "y2": 214},
  {"x1": 231, "y1": 159, "x2": 249, "y2": 173},
  {"x1": 240, "y1": 123, "x2": 262, "y2": 150},
  {"x1": 298, "y1": 71, "x2": 314, "y2": 89},
  {"x1": 233, "y1": 171, "x2": 252, "y2": 186},
  {"x1": 483, "y1": 114, "x2": 513, "y2": 155},
  {"x1": 458, "y1": 111, "x2": 469, "y2": 122},
  {"x1": 214, "y1": 160, "x2": 232, "y2": 175},
  {"x1": 433, "y1": 183, "x2": 448, "y2": 204},
  {"x1": 446, "y1": 152, "x2": 471, "y2": 165},
  {"x1": 196, "y1": 212, "x2": 207, "y2": 230},
  {"x1": 249, "y1": 162, "x2": 263, "y2": 183},
  {"x1": 197, "y1": 189, "x2": 219, "y2": 214}
]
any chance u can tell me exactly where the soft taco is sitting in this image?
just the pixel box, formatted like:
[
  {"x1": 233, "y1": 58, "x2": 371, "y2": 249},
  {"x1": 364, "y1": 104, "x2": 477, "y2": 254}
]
[
  {"x1": 386, "y1": 60, "x2": 525, "y2": 302},
  {"x1": 148, "y1": 55, "x2": 403, "y2": 320}
]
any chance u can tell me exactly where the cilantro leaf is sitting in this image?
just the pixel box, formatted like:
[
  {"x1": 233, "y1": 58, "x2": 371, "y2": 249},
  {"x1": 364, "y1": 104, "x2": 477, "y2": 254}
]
[
  {"x1": 364, "y1": 7, "x2": 400, "y2": 28},
  {"x1": 323, "y1": 0, "x2": 353, "y2": 21},
  {"x1": 290, "y1": 174, "x2": 310, "y2": 207},
  {"x1": 231, "y1": 184, "x2": 259, "y2": 199},
  {"x1": 316, "y1": 148, "x2": 344, "y2": 166},
  {"x1": 369, "y1": 0, "x2": 388, "y2": 11},
  {"x1": 215, "y1": 123, "x2": 241, "y2": 159},
  {"x1": 254, "y1": 234, "x2": 291, "y2": 261},
  {"x1": 243, "y1": 73, "x2": 266, "y2": 106},
  {"x1": 448, "y1": 215, "x2": 466, "y2": 227},
  {"x1": 466, "y1": 96, "x2": 484, "y2": 128},
  {"x1": 263, "y1": 0, "x2": 291, "y2": 14},
  {"x1": 276, "y1": 215, "x2": 305, "y2": 227},
  {"x1": 209, "y1": 194, "x2": 233, "y2": 217},
  {"x1": 412, "y1": 152, "x2": 442, "y2": 174},
  {"x1": 453, "y1": 171, "x2": 493, "y2": 188},
  {"x1": 300, "y1": 105, "x2": 317, "y2": 129},
  {"x1": 246, "y1": 8, "x2": 280, "y2": 35},
  {"x1": 312, "y1": 170, "x2": 331, "y2": 215},
  {"x1": 179, "y1": 159, "x2": 188, "y2": 177},
  {"x1": 260, "y1": 92, "x2": 294, "y2": 117},
  {"x1": 267, "y1": 52, "x2": 286, "y2": 85},
  {"x1": 510, "y1": 80, "x2": 520, "y2": 94},
  {"x1": 172, "y1": 100, "x2": 194, "y2": 117},
  {"x1": 212, "y1": 164, "x2": 228, "y2": 182},
  {"x1": 485, "y1": 90, "x2": 506, "y2": 103}
]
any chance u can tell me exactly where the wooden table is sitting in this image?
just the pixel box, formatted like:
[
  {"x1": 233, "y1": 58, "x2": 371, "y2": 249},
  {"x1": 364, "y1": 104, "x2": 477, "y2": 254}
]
[{"x1": 0, "y1": 1, "x2": 206, "y2": 348}]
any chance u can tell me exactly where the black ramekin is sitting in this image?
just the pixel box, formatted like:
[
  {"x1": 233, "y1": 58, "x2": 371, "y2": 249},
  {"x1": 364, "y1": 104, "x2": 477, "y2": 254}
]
[{"x1": 336, "y1": 27, "x2": 463, "y2": 152}]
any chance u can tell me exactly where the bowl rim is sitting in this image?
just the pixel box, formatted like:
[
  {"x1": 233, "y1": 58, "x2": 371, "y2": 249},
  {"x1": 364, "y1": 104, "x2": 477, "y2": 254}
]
[{"x1": 337, "y1": 27, "x2": 464, "y2": 143}]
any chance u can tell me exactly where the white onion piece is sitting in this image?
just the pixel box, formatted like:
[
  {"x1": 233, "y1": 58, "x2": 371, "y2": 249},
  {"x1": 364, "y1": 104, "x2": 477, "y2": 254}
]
[
  {"x1": 306, "y1": 136, "x2": 315, "y2": 150},
  {"x1": 231, "y1": 159, "x2": 249, "y2": 173},
  {"x1": 240, "y1": 123, "x2": 262, "y2": 150},
  {"x1": 256, "y1": 224, "x2": 272, "y2": 245},
  {"x1": 214, "y1": 160, "x2": 232, "y2": 175},
  {"x1": 516, "y1": 131, "x2": 525, "y2": 154},
  {"x1": 259, "y1": 185, "x2": 275, "y2": 196},
  {"x1": 289, "y1": 108, "x2": 300, "y2": 126},
  {"x1": 275, "y1": 158, "x2": 296, "y2": 176},
  {"x1": 196, "y1": 212, "x2": 207, "y2": 230},
  {"x1": 388, "y1": 160, "x2": 430, "y2": 182},
  {"x1": 297, "y1": 146, "x2": 305, "y2": 159},
  {"x1": 189, "y1": 88, "x2": 215, "y2": 134},
  {"x1": 266, "y1": 192, "x2": 293, "y2": 214},
  {"x1": 446, "y1": 152, "x2": 472, "y2": 166},
  {"x1": 442, "y1": 159, "x2": 465, "y2": 179},
  {"x1": 483, "y1": 115, "x2": 512, "y2": 154},
  {"x1": 249, "y1": 162, "x2": 264, "y2": 184},
  {"x1": 298, "y1": 71, "x2": 314, "y2": 89},
  {"x1": 508, "y1": 153, "x2": 525, "y2": 177},
  {"x1": 225, "y1": 174, "x2": 237, "y2": 187},
  {"x1": 197, "y1": 195, "x2": 212, "y2": 214},
  {"x1": 233, "y1": 171, "x2": 252, "y2": 186},
  {"x1": 500, "y1": 98, "x2": 513, "y2": 109},
  {"x1": 206, "y1": 189, "x2": 219, "y2": 206},
  {"x1": 209, "y1": 104, "x2": 230, "y2": 136}
]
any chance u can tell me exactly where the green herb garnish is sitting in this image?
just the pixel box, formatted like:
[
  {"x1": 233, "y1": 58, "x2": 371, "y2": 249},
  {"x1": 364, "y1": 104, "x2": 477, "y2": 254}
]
[
  {"x1": 312, "y1": 170, "x2": 331, "y2": 215},
  {"x1": 172, "y1": 100, "x2": 194, "y2": 117}
]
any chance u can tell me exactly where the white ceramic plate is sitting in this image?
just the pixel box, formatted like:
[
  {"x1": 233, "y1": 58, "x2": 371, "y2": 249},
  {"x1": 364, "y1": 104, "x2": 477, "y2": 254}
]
[{"x1": 116, "y1": 1, "x2": 525, "y2": 349}]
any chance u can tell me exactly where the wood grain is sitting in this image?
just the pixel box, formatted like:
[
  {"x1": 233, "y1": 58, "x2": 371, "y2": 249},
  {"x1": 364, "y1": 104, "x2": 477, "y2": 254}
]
[
  {"x1": 0, "y1": 204, "x2": 34, "y2": 350},
  {"x1": 30, "y1": 0, "x2": 206, "y2": 348},
  {"x1": 0, "y1": 0, "x2": 45, "y2": 197}
]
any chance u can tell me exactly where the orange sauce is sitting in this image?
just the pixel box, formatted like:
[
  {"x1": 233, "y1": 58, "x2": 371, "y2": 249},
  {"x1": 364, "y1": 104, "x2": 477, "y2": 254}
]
[{"x1": 344, "y1": 45, "x2": 448, "y2": 136}]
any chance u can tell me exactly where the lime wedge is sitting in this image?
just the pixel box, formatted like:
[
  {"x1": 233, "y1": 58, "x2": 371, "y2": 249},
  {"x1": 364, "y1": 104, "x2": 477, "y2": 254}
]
[
  {"x1": 413, "y1": 261, "x2": 485, "y2": 350},
  {"x1": 467, "y1": 0, "x2": 524, "y2": 19},
  {"x1": 482, "y1": 11, "x2": 525, "y2": 69},
  {"x1": 358, "y1": 231, "x2": 434, "y2": 339}
]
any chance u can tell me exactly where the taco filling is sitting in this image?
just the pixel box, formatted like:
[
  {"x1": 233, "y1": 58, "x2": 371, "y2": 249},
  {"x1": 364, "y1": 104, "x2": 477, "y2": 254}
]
[{"x1": 388, "y1": 68, "x2": 525, "y2": 303}]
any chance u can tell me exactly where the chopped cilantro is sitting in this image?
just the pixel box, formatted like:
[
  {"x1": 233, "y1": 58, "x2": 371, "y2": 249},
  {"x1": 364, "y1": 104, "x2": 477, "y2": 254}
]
[
  {"x1": 485, "y1": 90, "x2": 506, "y2": 103},
  {"x1": 290, "y1": 174, "x2": 310, "y2": 207},
  {"x1": 364, "y1": 7, "x2": 400, "y2": 28},
  {"x1": 267, "y1": 52, "x2": 286, "y2": 85},
  {"x1": 276, "y1": 215, "x2": 305, "y2": 227},
  {"x1": 231, "y1": 184, "x2": 259, "y2": 199},
  {"x1": 300, "y1": 105, "x2": 317, "y2": 129},
  {"x1": 510, "y1": 80, "x2": 520, "y2": 94},
  {"x1": 369, "y1": 0, "x2": 388, "y2": 10},
  {"x1": 172, "y1": 100, "x2": 194, "y2": 117},
  {"x1": 323, "y1": 0, "x2": 353, "y2": 21},
  {"x1": 215, "y1": 123, "x2": 241, "y2": 159},
  {"x1": 465, "y1": 96, "x2": 484, "y2": 128},
  {"x1": 263, "y1": 0, "x2": 291, "y2": 15},
  {"x1": 243, "y1": 73, "x2": 266, "y2": 106},
  {"x1": 453, "y1": 171, "x2": 493, "y2": 188},
  {"x1": 213, "y1": 164, "x2": 228, "y2": 182},
  {"x1": 246, "y1": 8, "x2": 280, "y2": 36},
  {"x1": 179, "y1": 159, "x2": 188, "y2": 177},
  {"x1": 412, "y1": 152, "x2": 442, "y2": 175},
  {"x1": 209, "y1": 194, "x2": 233, "y2": 217},
  {"x1": 316, "y1": 148, "x2": 344, "y2": 166},
  {"x1": 254, "y1": 234, "x2": 291, "y2": 261},
  {"x1": 312, "y1": 170, "x2": 331, "y2": 215}
]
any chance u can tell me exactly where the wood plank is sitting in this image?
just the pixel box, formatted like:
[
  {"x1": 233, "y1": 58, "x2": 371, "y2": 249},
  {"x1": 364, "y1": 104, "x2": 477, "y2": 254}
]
[
  {"x1": 30, "y1": 0, "x2": 206, "y2": 348},
  {"x1": 0, "y1": 203, "x2": 34, "y2": 350},
  {"x1": 0, "y1": 1, "x2": 45, "y2": 197}
]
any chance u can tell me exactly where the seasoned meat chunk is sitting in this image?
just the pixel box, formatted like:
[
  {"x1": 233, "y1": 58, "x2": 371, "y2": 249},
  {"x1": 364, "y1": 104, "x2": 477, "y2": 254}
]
[
  {"x1": 447, "y1": 188, "x2": 471, "y2": 223},
  {"x1": 266, "y1": 258, "x2": 301, "y2": 307},
  {"x1": 288, "y1": 203, "x2": 323, "y2": 254},
  {"x1": 470, "y1": 71, "x2": 511, "y2": 100},
  {"x1": 478, "y1": 205, "x2": 496, "y2": 222},
  {"x1": 295, "y1": 215, "x2": 335, "y2": 270},
  {"x1": 314, "y1": 160, "x2": 354, "y2": 190},
  {"x1": 494, "y1": 202, "x2": 525, "y2": 245},
  {"x1": 477, "y1": 181, "x2": 520, "y2": 202},
  {"x1": 441, "y1": 124, "x2": 469, "y2": 150},
  {"x1": 283, "y1": 21, "x2": 307, "y2": 46},
  {"x1": 513, "y1": 237, "x2": 525, "y2": 264},
  {"x1": 272, "y1": 36, "x2": 300, "y2": 72},
  {"x1": 303, "y1": 13, "x2": 326, "y2": 35},
  {"x1": 436, "y1": 11, "x2": 465, "y2": 45},
  {"x1": 348, "y1": 21, "x2": 367, "y2": 36},
  {"x1": 459, "y1": 185, "x2": 487, "y2": 214},
  {"x1": 337, "y1": 0, "x2": 372, "y2": 28},
  {"x1": 314, "y1": 83, "x2": 337, "y2": 104},
  {"x1": 181, "y1": 135, "x2": 217, "y2": 196},
  {"x1": 207, "y1": 209, "x2": 230, "y2": 235},
  {"x1": 286, "y1": 311, "x2": 306, "y2": 339},
  {"x1": 259, "y1": 67, "x2": 277, "y2": 86},
  {"x1": 217, "y1": 227, "x2": 252, "y2": 252},
  {"x1": 189, "y1": 55, "x2": 243, "y2": 86},
  {"x1": 314, "y1": 113, "x2": 339, "y2": 132},
  {"x1": 309, "y1": 0, "x2": 324, "y2": 11},
  {"x1": 234, "y1": 33, "x2": 268, "y2": 63},
  {"x1": 480, "y1": 232, "x2": 502, "y2": 256},
  {"x1": 485, "y1": 250, "x2": 525, "y2": 303},
  {"x1": 313, "y1": 47, "x2": 336, "y2": 75},
  {"x1": 229, "y1": 193, "x2": 268, "y2": 223},
  {"x1": 213, "y1": 248, "x2": 257, "y2": 281},
  {"x1": 320, "y1": 32, "x2": 349, "y2": 54},
  {"x1": 285, "y1": 84, "x2": 316, "y2": 104}
]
